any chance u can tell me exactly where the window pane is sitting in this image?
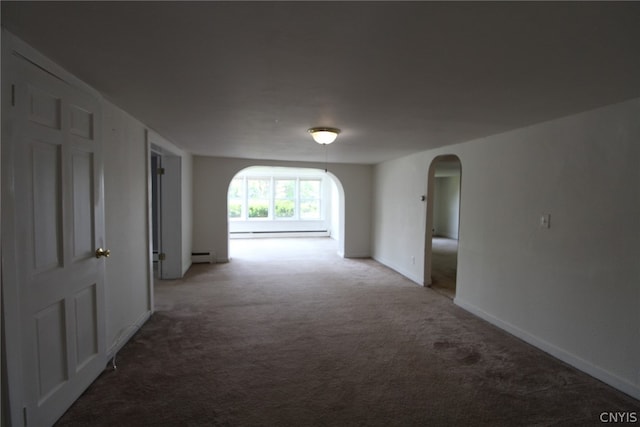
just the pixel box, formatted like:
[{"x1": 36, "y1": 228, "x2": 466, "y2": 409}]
[
  {"x1": 247, "y1": 178, "x2": 270, "y2": 218},
  {"x1": 275, "y1": 180, "x2": 295, "y2": 199},
  {"x1": 248, "y1": 201, "x2": 269, "y2": 218},
  {"x1": 228, "y1": 178, "x2": 243, "y2": 198},
  {"x1": 275, "y1": 200, "x2": 294, "y2": 218},
  {"x1": 275, "y1": 179, "x2": 295, "y2": 218},
  {"x1": 300, "y1": 180, "x2": 320, "y2": 199},
  {"x1": 299, "y1": 179, "x2": 320, "y2": 220},
  {"x1": 228, "y1": 178, "x2": 244, "y2": 219},
  {"x1": 248, "y1": 178, "x2": 270, "y2": 199},
  {"x1": 228, "y1": 202, "x2": 242, "y2": 218},
  {"x1": 300, "y1": 200, "x2": 320, "y2": 219}
]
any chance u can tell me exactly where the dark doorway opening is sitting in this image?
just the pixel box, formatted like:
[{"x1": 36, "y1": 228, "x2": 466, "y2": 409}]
[{"x1": 425, "y1": 155, "x2": 461, "y2": 299}]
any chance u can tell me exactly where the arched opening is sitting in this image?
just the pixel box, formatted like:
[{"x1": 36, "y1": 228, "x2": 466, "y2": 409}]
[
  {"x1": 425, "y1": 155, "x2": 462, "y2": 299},
  {"x1": 226, "y1": 166, "x2": 346, "y2": 258}
]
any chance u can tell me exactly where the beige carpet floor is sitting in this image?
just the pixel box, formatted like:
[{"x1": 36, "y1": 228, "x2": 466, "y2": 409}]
[
  {"x1": 55, "y1": 237, "x2": 640, "y2": 426},
  {"x1": 429, "y1": 237, "x2": 458, "y2": 299}
]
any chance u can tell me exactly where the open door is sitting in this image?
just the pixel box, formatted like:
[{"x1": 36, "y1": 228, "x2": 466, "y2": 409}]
[
  {"x1": 2, "y1": 42, "x2": 107, "y2": 426},
  {"x1": 150, "y1": 149, "x2": 182, "y2": 280},
  {"x1": 159, "y1": 155, "x2": 182, "y2": 278},
  {"x1": 151, "y1": 152, "x2": 162, "y2": 276}
]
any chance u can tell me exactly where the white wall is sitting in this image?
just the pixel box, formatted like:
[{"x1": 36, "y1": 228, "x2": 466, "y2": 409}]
[
  {"x1": 102, "y1": 108, "x2": 193, "y2": 352},
  {"x1": 102, "y1": 103, "x2": 153, "y2": 353},
  {"x1": 372, "y1": 98, "x2": 640, "y2": 399},
  {"x1": 193, "y1": 156, "x2": 372, "y2": 261},
  {"x1": 330, "y1": 178, "x2": 341, "y2": 241},
  {"x1": 182, "y1": 153, "x2": 193, "y2": 275},
  {"x1": 372, "y1": 155, "x2": 429, "y2": 284}
]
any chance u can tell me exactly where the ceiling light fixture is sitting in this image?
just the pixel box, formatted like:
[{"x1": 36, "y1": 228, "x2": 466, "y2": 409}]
[{"x1": 308, "y1": 127, "x2": 341, "y2": 145}]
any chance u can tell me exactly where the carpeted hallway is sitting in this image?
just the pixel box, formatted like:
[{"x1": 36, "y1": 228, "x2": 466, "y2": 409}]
[
  {"x1": 429, "y1": 237, "x2": 458, "y2": 299},
  {"x1": 55, "y1": 238, "x2": 640, "y2": 426}
]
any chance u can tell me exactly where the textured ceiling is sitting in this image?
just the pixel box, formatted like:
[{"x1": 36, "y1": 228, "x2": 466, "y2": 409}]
[{"x1": 2, "y1": 2, "x2": 640, "y2": 164}]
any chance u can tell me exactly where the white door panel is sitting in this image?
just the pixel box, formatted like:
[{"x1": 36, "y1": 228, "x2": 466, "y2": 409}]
[
  {"x1": 7, "y1": 53, "x2": 106, "y2": 427},
  {"x1": 159, "y1": 155, "x2": 182, "y2": 279},
  {"x1": 30, "y1": 139, "x2": 63, "y2": 272},
  {"x1": 71, "y1": 149, "x2": 95, "y2": 259}
]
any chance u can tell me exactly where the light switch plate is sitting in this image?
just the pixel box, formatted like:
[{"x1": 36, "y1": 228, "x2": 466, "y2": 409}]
[{"x1": 540, "y1": 213, "x2": 551, "y2": 228}]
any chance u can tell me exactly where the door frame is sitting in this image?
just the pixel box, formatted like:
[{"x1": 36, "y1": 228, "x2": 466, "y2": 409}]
[
  {"x1": 145, "y1": 132, "x2": 183, "y2": 287},
  {"x1": 1, "y1": 30, "x2": 24, "y2": 427},
  {"x1": 1, "y1": 30, "x2": 106, "y2": 427},
  {"x1": 150, "y1": 150, "x2": 162, "y2": 273},
  {"x1": 424, "y1": 154, "x2": 462, "y2": 292}
]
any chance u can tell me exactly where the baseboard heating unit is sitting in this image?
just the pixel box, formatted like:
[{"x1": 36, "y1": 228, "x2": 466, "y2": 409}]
[
  {"x1": 229, "y1": 230, "x2": 330, "y2": 239},
  {"x1": 191, "y1": 252, "x2": 215, "y2": 264}
]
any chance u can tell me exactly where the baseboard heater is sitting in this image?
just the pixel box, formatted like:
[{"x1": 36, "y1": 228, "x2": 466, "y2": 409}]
[
  {"x1": 191, "y1": 251, "x2": 215, "y2": 264},
  {"x1": 230, "y1": 230, "x2": 328, "y2": 235},
  {"x1": 230, "y1": 230, "x2": 330, "y2": 239}
]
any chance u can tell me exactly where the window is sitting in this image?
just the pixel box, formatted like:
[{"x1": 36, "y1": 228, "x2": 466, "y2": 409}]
[
  {"x1": 299, "y1": 179, "x2": 321, "y2": 220},
  {"x1": 275, "y1": 179, "x2": 295, "y2": 218},
  {"x1": 228, "y1": 174, "x2": 323, "y2": 221},
  {"x1": 247, "y1": 178, "x2": 270, "y2": 218},
  {"x1": 227, "y1": 178, "x2": 244, "y2": 218}
]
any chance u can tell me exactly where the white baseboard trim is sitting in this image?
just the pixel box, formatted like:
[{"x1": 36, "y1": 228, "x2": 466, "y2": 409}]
[
  {"x1": 182, "y1": 261, "x2": 193, "y2": 276},
  {"x1": 434, "y1": 233, "x2": 458, "y2": 240},
  {"x1": 107, "y1": 310, "x2": 152, "y2": 359},
  {"x1": 344, "y1": 252, "x2": 372, "y2": 259},
  {"x1": 455, "y1": 298, "x2": 640, "y2": 401},
  {"x1": 372, "y1": 255, "x2": 423, "y2": 286}
]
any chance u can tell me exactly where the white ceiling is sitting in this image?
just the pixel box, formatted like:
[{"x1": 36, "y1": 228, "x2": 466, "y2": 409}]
[{"x1": 2, "y1": 2, "x2": 640, "y2": 165}]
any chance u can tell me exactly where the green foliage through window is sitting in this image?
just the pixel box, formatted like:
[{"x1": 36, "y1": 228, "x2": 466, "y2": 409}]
[
  {"x1": 228, "y1": 203, "x2": 242, "y2": 218},
  {"x1": 228, "y1": 175, "x2": 323, "y2": 221},
  {"x1": 275, "y1": 200, "x2": 295, "y2": 218},
  {"x1": 248, "y1": 203, "x2": 269, "y2": 218}
]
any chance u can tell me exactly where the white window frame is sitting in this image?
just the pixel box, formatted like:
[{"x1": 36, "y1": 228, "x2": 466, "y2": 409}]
[{"x1": 228, "y1": 174, "x2": 324, "y2": 222}]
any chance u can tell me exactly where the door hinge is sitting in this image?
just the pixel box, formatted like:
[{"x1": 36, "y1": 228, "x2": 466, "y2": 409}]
[
  {"x1": 159, "y1": 253, "x2": 166, "y2": 261},
  {"x1": 157, "y1": 167, "x2": 165, "y2": 176},
  {"x1": 12, "y1": 84, "x2": 16, "y2": 106},
  {"x1": 23, "y1": 406, "x2": 28, "y2": 427}
]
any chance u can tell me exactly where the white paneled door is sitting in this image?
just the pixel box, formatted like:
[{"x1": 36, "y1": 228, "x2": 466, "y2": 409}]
[{"x1": 7, "y1": 54, "x2": 106, "y2": 426}]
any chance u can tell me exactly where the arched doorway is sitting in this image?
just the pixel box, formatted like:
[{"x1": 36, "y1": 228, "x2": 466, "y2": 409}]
[
  {"x1": 425, "y1": 155, "x2": 462, "y2": 299},
  {"x1": 226, "y1": 166, "x2": 346, "y2": 258}
]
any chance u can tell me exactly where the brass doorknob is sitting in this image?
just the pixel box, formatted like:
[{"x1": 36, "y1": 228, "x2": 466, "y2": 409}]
[{"x1": 95, "y1": 248, "x2": 111, "y2": 258}]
